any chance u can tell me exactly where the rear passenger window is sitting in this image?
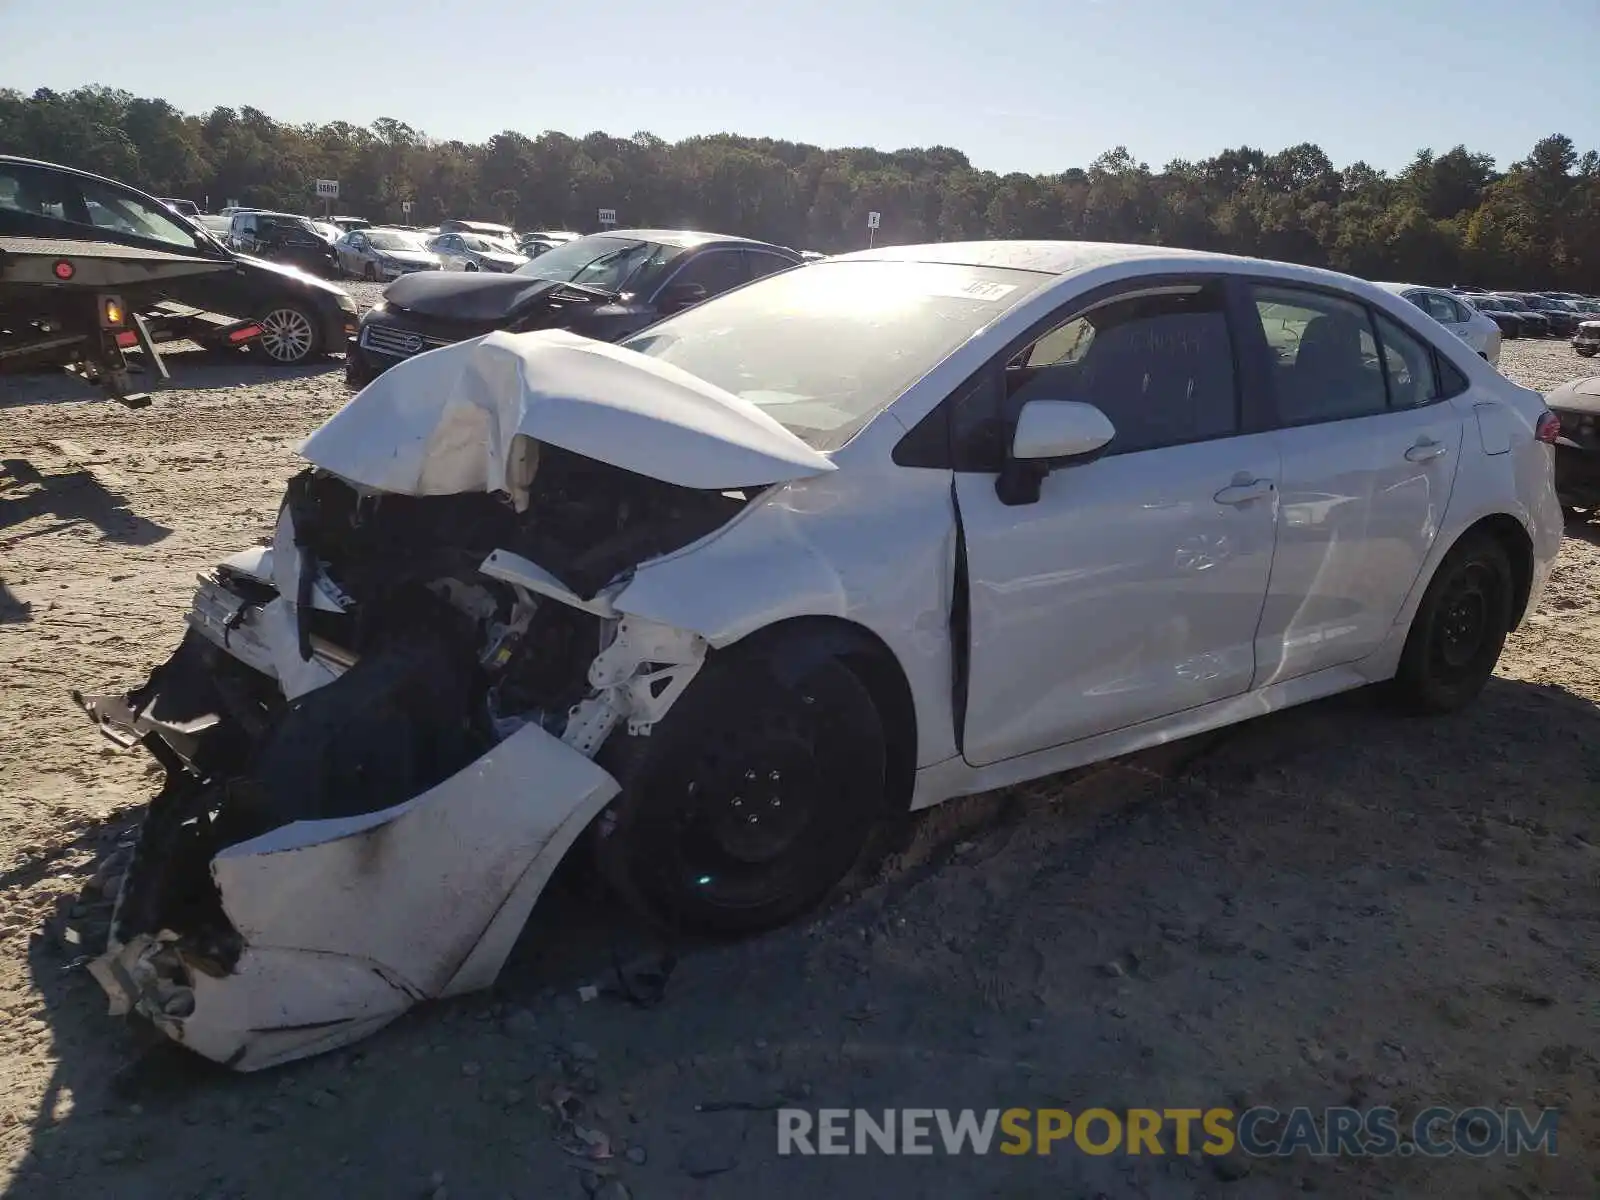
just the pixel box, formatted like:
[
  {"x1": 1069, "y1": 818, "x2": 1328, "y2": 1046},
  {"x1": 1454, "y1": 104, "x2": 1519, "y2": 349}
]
[
  {"x1": 1421, "y1": 292, "x2": 1460, "y2": 324},
  {"x1": 1003, "y1": 288, "x2": 1237, "y2": 456},
  {"x1": 1373, "y1": 313, "x2": 1440, "y2": 408},
  {"x1": 1249, "y1": 286, "x2": 1386, "y2": 424},
  {"x1": 1436, "y1": 354, "x2": 1470, "y2": 399}
]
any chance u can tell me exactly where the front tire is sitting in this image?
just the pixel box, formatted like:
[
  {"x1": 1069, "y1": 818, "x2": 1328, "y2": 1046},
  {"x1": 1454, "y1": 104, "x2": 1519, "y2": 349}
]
[
  {"x1": 1393, "y1": 532, "x2": 1513, "y2": 714},
  {"x1": 253, "y1": 304, "x2": 321, "y2": 365},
  {"x1": 1577, "y1": 346, "x2": 1597, "y2": 358},
  {"x1": 595, "y1": 642, "x2": 887, "y2": 935}
]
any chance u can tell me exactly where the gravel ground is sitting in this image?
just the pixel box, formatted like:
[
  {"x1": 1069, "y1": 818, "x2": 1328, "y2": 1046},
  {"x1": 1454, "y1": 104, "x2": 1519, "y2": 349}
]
[{"x1": 0, "y1": 335, "x2": 1596, "y2": 1199}]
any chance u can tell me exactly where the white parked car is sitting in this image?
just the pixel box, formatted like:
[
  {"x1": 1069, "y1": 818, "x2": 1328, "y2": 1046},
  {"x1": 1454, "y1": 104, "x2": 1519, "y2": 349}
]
[
  {"x1": 79, "y1": 241, "x2": 1562, "y2": 1070},
  {"x1": 426, "y1": 231, "x2": 528, "y2": 273},
  {"x1": 1374, "y1": 282, "x2": 1503, "y2": 366},
  {"x1": 334, "y1": 226, "x2": 443, "y2": 280}
]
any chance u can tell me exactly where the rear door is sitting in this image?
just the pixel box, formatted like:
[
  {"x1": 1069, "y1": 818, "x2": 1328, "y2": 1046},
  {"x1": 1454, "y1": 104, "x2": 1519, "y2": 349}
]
[{"x1": 1239, "y1": 282, "x2": 1465, "y2": 686}]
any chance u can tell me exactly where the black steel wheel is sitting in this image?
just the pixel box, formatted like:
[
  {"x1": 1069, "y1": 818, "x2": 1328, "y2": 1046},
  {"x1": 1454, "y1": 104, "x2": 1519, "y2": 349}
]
[
  {"x1": 596, "y1": 642, "x2": 887, "y2": 935},
  {"x1": 1394, "y1": 532, "x2": 1513, "y2": 713}
]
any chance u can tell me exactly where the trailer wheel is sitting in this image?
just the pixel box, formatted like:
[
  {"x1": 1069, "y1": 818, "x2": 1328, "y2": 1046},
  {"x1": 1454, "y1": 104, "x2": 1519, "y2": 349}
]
[{"x1": 253, "y1": 305, "x2": 320, "y2": 365}]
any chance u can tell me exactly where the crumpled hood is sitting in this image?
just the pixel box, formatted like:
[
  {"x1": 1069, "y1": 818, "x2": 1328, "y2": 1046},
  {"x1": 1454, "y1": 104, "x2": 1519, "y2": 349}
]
[
  {"x1": 379, "y1": 250, "x2": 440, "y2": 266},
  {"x1": 383, "y1": 271, "x2": 569, "y2": 321},
  {"x1": 298, "y1": 328, "x2": 837, "y2": 495}
]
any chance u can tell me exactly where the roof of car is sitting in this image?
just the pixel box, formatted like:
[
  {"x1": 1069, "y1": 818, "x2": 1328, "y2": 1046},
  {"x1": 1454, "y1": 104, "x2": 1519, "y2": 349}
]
[
  {"x1": 1372, "y1": 281, "x2": 1446, "y2": 293},
  {"x1": 600, "y1": 229, "x2": 795, "y2": 253}
]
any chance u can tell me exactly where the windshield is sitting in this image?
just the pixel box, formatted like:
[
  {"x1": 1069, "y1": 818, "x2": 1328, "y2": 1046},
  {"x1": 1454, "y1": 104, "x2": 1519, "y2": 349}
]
[
  {"x1": 1491, "y1": 297, "x2": 1526, "y2": 311},
  {"x1": 513, "y1": 235, "x2": 682, "y2": 292},
  {"x1": 462, "y1": 234, "x2": 513, "y2": 253},
  {"x1": 368, "y1": 229, "x2": 429, "y2": 251},
  {"x1": 622, "y1": 260, "x2": 1052, "y2": 450}
]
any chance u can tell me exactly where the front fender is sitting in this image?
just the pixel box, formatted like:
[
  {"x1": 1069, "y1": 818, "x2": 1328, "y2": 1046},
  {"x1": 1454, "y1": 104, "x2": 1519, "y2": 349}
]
[
  {"x1": 613, "y1": 502, "x2": 849, "y2": 648},
  {"x1": 611, "y1": 469, "x2": 963, "y2": 769}
]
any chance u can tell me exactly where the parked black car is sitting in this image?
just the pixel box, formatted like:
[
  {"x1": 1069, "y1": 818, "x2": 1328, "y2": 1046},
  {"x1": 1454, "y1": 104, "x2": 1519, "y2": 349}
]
[
  {"x1": 0, "y1": 156, "x2": 358, "y2": 365},
  {"x1": 1513, "y1": 293, "x2": 1581, "y2": 337},
  {"x1": 1460, "y1": 294, "x2": 1524, "y2": 338},
  {"x1": 345, "y1": 229, "x2": 801, "y2": 387},
  {"x1": 228, "y1": 210, "x2": 339, "y2": 277},
  {"x1": 1483, "y1": 295, "x2": 1551, "y2": 337},
  {"x1": 1546, "y1": 376, "x2": 1600, "y2": 519}
]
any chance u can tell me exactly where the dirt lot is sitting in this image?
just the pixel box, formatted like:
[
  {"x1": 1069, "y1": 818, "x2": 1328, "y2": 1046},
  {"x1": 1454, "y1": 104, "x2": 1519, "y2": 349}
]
[{"x1": 1, "y1": 335, "x2": 1596, "y2": 1200}]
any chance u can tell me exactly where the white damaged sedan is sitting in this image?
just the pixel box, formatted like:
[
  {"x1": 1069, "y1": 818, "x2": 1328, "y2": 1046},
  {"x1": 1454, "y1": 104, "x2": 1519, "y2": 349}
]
[{"x1": 79, "y1": 241, "x2": 1563, "y2": 1069}]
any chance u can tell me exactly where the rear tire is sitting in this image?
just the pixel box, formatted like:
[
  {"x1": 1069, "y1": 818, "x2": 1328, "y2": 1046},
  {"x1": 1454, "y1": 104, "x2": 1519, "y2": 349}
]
[
  {"x1": 1577, "y1": 346, "x2": 1597, "y2": 358},
  {"x1": 595, "y1": 642, "x2": 887, "y2": 936},
  {"x1": 1393, "y1": 532, "x2": 1513, "y2": 714}
]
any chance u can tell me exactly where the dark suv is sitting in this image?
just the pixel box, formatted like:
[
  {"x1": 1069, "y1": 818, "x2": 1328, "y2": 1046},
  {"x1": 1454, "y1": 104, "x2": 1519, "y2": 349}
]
[
  {"x1": 228, "y1": 210, "x2": 339, "y2": 277},
  {"x1": 345, "y1": 229, "x2": 801, "y2": 387},
  {"x1": 0, "y1": 156, "x2": 358, "y2": 365}
]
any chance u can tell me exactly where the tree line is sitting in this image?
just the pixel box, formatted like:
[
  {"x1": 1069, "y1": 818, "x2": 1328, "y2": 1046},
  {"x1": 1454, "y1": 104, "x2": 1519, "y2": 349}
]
[{"x1": 4, "y1": 85, "x2": 1599, "y2": 291}]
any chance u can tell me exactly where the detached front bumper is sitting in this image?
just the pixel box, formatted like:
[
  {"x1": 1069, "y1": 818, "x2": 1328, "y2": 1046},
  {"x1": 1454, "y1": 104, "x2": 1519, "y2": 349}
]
[
  {"x1": 77, "y1": 562, "x2": 625, "y2": 1071},
  {"x1": 86, "y1": 716, "x2": 617, "y2": 1071}
]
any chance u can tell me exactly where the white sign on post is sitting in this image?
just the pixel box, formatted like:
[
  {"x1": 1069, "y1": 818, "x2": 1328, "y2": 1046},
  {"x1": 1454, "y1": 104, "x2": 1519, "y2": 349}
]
[
  {"x1": 867, "y1": 211, "x2": 881, "y2": 230},
  {"x1": 314, "y1": 179, "x2": 340, "y2": 199},
  {"x1": 401, "y1": 200, "x2": 413, "y2": 216},
  {"x1": 597, "y1": 208, "x2": 617, "y2": 227}
]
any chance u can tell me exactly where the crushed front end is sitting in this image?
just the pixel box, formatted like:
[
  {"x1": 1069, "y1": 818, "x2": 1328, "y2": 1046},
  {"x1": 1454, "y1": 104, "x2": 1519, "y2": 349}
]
[{"x1": 76, "y1": 454, "x2": 746, "y2": 1069}]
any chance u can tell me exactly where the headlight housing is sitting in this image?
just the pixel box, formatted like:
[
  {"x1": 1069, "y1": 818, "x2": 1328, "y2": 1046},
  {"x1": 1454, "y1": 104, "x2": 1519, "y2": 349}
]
[{"x1": 336, "y1": 291, "x2": 358, "y2": 314}]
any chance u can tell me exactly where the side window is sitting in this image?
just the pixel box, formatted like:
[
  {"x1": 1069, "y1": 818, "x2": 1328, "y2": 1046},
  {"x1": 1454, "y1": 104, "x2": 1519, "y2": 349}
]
[
  {"x1": 668, "y1": 251, "x2": 749, "y2": 298},
  {"x1": 1445, "y1": 295, "x2": 1472, "y2": 324},
  {"x1": 1436, "y1": 354, "x2": 1470, "y2": 399},
  {"x1": 76, "y1": 177, "x2": 198, "y2": 249},
  {"x1": 1248, "y1": 286, "x2": 1386, "y2": 425},
  {"x1": 0, "y1": 164, "x2": 83, "y2": 229},
  {"x1": 1005, "y1": 285, "x2": 1237, "y2": 457},
  {"x1": 744, "y1": 251, "x2": 795, "y2": 282},
  {"x1": 1422, "y1": 292, "x2": 1461, "y2": 325},
  {"x1": 1374, "y1": 313, "x2": 1441, "y2": 408}
]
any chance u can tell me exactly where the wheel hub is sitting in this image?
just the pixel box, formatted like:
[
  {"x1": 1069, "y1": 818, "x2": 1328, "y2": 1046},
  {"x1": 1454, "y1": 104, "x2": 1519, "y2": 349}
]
[
  {"x1": 1436, "y1": 568, "x2": 1489, "y2": 669},
  {"x1": 672, "y1": 717, "x2": 825, "y2": 904},
  {"x1": 259, "y1": 309, "x2": 314, "y2": 363}
]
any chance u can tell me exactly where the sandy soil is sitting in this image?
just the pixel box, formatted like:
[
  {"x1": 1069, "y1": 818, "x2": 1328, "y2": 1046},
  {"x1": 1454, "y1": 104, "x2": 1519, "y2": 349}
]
[{"x1": 0, "y1": 335, "x2": 1596, "y2": 1200}]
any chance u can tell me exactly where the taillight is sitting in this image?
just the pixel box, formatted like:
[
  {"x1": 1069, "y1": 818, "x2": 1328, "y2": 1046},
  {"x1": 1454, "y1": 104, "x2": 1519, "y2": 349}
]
[{"x1": 1535, "y1": 411, "x2": 1561, "y2": 445}]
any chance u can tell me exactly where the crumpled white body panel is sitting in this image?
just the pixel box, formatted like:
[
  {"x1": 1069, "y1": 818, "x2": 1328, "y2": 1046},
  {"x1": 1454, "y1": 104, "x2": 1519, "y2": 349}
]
[
  {"x1": 298, "y1": 328, "x2": 836, "y2": 496},
  {"x1": 94, "y1": 722, "x2": 619, "y2": 1071}
]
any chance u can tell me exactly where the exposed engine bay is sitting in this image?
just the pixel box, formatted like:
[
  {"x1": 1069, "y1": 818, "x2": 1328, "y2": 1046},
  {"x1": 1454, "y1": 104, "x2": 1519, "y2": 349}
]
[{"x1": 77, "y1": 453, "x2": 753, "y2": 1067}]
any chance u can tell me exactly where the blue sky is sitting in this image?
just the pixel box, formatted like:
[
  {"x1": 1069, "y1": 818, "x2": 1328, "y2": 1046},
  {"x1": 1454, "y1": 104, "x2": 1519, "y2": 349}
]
[{"x1": 2, "y1": 0, "x2": 1595, "y2": 175}]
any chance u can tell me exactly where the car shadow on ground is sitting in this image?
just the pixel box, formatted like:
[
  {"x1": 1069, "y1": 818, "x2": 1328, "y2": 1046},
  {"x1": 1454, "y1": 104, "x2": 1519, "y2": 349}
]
[
  {"x1": 0, "y1": 458, "x2": 170, "y2": 555},
  {"x1": 1562, "y1": 517, "x2": 1600, "y2": 547},
  {"x1": 1, "y1": 353, "x2": 342, "y2": 407},
  {"x1": 8, "y1": 675, "x2": 1599, "y2": 1198}
]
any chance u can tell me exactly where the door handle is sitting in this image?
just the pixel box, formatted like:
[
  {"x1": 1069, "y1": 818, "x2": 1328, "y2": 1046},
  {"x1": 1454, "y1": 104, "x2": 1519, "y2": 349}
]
[
  {"x1": 1214, "y1": 478, "x2": 1275, "y2": 506},
  {"x1": 1405, "y1": 439, "x2": 1448, "y2": 463}
]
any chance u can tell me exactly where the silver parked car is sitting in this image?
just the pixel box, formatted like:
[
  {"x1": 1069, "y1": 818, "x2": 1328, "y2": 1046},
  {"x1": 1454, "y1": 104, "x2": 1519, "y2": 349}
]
[
  {"x1": 335, "y1": 227, "x2": 443, "y2": 281},
  {"x1": 1373, "y1": 282, "x2": 1502, "y2": 366},
  {"x1": 426, "y1": 231, "x2": 528, "y2": 273}
]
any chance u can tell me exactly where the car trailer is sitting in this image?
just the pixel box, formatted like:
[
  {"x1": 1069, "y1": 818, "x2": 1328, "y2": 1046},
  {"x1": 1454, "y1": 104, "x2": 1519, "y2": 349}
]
[{"x1": 1, "y1": 236, "x2": 263, "y2": 407}]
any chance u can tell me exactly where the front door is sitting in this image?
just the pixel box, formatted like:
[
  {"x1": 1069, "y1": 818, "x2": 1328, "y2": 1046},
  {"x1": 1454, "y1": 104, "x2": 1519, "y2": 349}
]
[
  {"x1": 955, "y1": 280, "x2": 1280, "y2": 767},
  {"x1": 1240, "y1": 284, "x2": 1465, "y2": 685}
]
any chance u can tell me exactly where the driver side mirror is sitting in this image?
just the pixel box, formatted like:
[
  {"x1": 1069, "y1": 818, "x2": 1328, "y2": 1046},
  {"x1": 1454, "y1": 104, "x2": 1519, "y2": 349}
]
[
  {"x1": 996, "y1": 400, "x2": 1116, "y2": 506},
  {"x1": 659, "y1": 281, "x2": 709, "y2": 313}
]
